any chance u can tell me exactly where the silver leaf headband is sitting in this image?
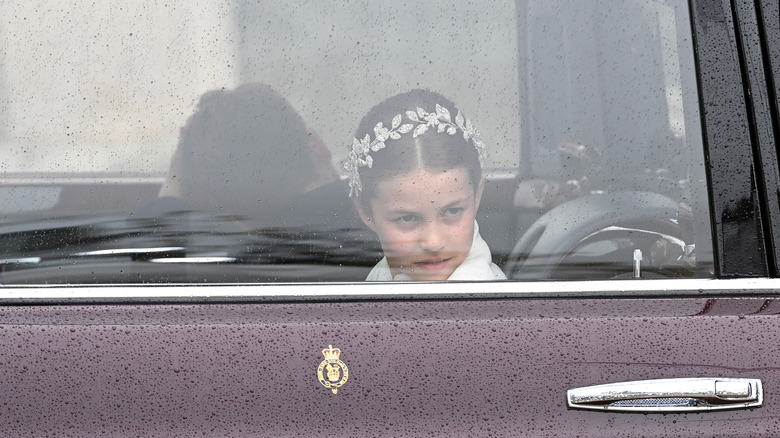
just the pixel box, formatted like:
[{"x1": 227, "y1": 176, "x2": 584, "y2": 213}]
[{"x1": 344, "y1": 103, "x2": 485, "y2": 197}]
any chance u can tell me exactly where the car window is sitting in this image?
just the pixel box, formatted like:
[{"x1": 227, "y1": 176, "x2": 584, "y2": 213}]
[{"x1": 0, "y1": 0, "x2": 713, "y2": 286}]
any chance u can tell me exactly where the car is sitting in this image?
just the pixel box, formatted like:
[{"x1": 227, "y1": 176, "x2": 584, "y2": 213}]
[{"x1": 0, "y1": 0, "x2": 778, "y2": 436}]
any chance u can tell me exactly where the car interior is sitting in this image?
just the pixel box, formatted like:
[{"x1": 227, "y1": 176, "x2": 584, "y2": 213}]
[{"x1": 0, "y1": 0, "x2": 713, "y2": 284}]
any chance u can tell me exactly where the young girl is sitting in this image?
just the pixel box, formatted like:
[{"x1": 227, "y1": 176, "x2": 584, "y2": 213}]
[{"x1": 345, "y1": 89, "x2": 506, "y2": 281}]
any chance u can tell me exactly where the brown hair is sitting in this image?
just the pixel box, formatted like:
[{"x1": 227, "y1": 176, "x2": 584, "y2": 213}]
[{"x1": 353, "y1": 89, "x2": 482, "y2": 208}]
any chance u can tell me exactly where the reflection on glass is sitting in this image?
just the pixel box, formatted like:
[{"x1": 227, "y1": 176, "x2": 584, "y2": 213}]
[
  {"x1": 151, "y1": 83, "x2": 345, "y2": 229},
  {"x1": 0, "y1": 0, "x2": 712, "y2": 285}
]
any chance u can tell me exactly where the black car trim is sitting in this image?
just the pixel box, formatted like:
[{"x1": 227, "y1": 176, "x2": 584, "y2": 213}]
[
  {"x1": 731, "y1": 0, "x2": 780, "y2": 276},
  {"x1": 691, "y1": 0, "x2": 769, "y2": 277}
]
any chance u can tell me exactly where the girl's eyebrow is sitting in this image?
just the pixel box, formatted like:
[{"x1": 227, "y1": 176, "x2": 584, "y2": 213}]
[
  {"x1": 386, "y1": 198, "x2": 469, "y2": 216},
  {"x1": 441, "y1": 199, "x2": 466, "y2": 210},
  {"x1": 387, "y1": 208, "x2": 420, "y2": 216}
]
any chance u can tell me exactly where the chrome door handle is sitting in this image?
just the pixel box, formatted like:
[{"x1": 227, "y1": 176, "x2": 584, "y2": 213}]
[{"x1": 567, "y1": 378, "x2": 762, "y2": 412}]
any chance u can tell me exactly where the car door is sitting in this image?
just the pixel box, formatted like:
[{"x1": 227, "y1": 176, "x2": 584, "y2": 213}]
[{"x1": 1, "y1": 0, "x2": 779, "y2": 436}]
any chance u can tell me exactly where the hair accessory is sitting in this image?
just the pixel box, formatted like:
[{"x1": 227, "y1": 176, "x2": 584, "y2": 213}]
[{"x1": 345, "y1": 104, "x2": 485, "y2": 197}]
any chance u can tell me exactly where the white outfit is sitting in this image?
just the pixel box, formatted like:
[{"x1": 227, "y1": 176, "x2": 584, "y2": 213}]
[{"x1": 365, "y1": 221, "x2": 506, "y2": 281}]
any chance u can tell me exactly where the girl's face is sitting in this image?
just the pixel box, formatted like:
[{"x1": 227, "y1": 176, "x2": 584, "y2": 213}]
[{"x1": 360, "y1": 167, "x2": 484, "y2": 281}]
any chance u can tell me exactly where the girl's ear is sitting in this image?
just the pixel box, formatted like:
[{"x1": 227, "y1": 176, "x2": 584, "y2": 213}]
[
  {"x1": 474, "y1": 178, "x2": 486, "y2": 211},
  {"x1": 354, "y1": 198, "x2": 377, "y2": 232}
]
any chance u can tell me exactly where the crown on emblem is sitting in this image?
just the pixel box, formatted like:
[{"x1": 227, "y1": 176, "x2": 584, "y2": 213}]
[{"x1": 322, "y1": 345, "x2": 341, "y2": 360}]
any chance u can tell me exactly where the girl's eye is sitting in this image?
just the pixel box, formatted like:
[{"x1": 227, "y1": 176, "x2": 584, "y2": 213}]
[
  {"x1": 395, "y1": 215, "x2": 418, "y2": 224},
  {"x1": 444, "y1": 207, "x2": 464, "y2": 217}
]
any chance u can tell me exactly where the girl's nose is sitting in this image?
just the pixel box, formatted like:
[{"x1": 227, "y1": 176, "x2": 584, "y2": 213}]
[{"x1": 420, "y1": 221, "x2": 446, "y2": 252}]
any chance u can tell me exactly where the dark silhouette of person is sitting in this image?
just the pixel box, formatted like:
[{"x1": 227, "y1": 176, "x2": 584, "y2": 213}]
[
  {"x1": 133, "y1": 83, "x2": 376, "y2": 282},
  {"x1": 147, "y1": 83, "x2": 358, "y2": 230}
]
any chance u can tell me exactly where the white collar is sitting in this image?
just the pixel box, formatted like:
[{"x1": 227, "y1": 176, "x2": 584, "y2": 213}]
[{"x1": 365, "y1": 221, "x2": 506, "y2": 281}]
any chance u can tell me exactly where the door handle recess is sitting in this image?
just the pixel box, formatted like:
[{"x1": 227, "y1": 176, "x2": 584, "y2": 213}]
[{"x1": 567, "y1": 378, "x2": 762, "y2": 413}]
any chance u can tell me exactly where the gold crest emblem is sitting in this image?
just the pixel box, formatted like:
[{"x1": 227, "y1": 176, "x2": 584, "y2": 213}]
[{"x1": 317, "y1": 345, "x2": 349, "y2": 394}]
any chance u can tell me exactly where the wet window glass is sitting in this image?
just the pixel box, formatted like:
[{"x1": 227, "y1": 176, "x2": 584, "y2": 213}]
[{"x1": 0, "y1": 0, "x2": 712, "y2": 285}]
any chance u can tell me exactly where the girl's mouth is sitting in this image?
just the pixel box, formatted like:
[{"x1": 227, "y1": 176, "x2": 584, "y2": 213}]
[{"x1": 414, "y1": 258, "x2": 451, "y2": 271}]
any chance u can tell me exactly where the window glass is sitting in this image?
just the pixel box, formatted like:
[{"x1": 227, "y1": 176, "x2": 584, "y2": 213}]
[{"x1": 0, "y1": 0, "x2": 712, "y2": 285}]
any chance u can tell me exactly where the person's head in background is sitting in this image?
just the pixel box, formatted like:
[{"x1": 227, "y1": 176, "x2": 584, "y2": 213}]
[{"x1": 159, "y1": 83, "x2": 338, "y2": 225}]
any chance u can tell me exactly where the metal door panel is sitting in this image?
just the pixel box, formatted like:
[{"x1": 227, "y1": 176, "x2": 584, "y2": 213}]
[{"x1": 2, "y1": 296, "x2": 778, "y2": 436}]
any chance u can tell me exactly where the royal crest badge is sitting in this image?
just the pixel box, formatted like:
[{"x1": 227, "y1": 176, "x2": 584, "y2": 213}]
[{"x1": 317, "y1": 345, "x2": 349, "y2": 394}]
